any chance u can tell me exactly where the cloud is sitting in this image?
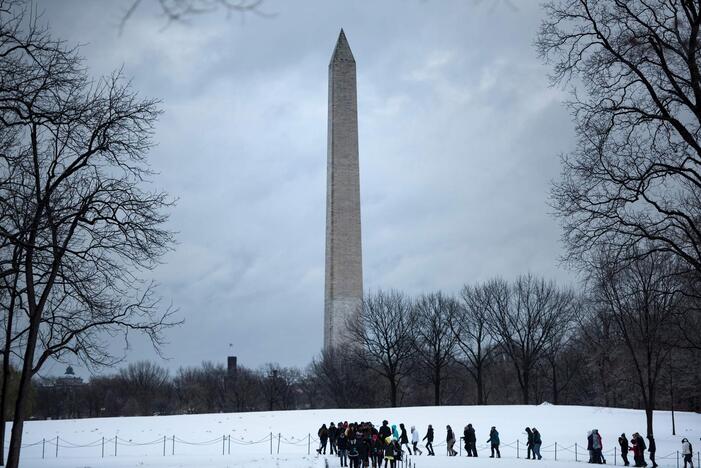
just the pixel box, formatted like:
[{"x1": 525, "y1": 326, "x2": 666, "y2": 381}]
[{"x1": 37, "y1": 0, "x2": 577, "y2": 374}]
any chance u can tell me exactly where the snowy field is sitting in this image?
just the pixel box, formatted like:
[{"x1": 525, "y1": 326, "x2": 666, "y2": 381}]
[{"x1": 8, "y1": 404, "x2": 701, "y2": 468}]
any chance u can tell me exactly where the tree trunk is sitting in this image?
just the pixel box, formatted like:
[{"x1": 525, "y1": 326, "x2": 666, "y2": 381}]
[
  {"x1": 476, "y1": 363, "x2": 484, "y2": 405},
  {"x1": 522, "y1": 369, "x2": 530, "y2": 404},
  {"x1": 6, "y1": 321, "x2": 40, "y2": 468},
  {"x1": 434, "y1": 367, "x2": 441, "y2": 406},
  {"x1": 389, "y1": 378, "x2": 397, "y2": 408},
  {"x1": 551, "y1": 360, "x2": 559, "y2": 405}
]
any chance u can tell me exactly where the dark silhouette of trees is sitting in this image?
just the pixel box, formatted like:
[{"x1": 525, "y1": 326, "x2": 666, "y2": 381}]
[
  {"x1": 412, "y1": 292, "x2": 459, "y2": 406},
  {"x1": 449, "y1": 284, "x2": 495, "y2": 405},
  {"x1": 484, "y1": 275, "x2": 578, "y2": 404},
  {"x1": 0, "y1": 3, "x2": 178, "y2": 466},
  {"x1": 589, "y1": 248, "x2": 680, "y2": 438},
  {"x1": 347, "y1": 290, "x2": 417, "y2": 407},
  {"x1": 538, "y1": 0, "x2": 701, "y2": 278}
]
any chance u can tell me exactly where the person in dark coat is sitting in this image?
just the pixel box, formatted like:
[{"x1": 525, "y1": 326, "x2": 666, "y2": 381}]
[
  {"x1": 526, "y1": 427, "x2": 534, "y2": 459},
  {"x1": 348, "y1": 437, "x2": 360, "y2": 468},
  {"x1": 532, "y1": 428, "x2": 543, "y2": 460},
  {"x1": 465, "y1": 424, "x2": 477, "y2": 457},
  {"x1": 379, "y1": 421, "x2": 391, "y2": 440},
  {"x1": 487, "y1": 426, "x2": 501, "y2": 458},
  {"x1": 358, "y1": 435, "x2": 370, "y2": 468},
  {"x1": 647, "y1": 434, "x2": 657, "y2": 468},
  {"x1": 399, "y1": 423, "x2": 412, "y2": 455},
  {"x1": 588, "y1": 431, "x2": 595, "y2": 463},
  {"x1": 619, "y1": 433, "x2": 630, "y2": 466},
  {"x1": 317, "y1": 424, "x2": 328, "y2": 454},
  {"x1": 329, "y1": 422, "x2": 338, "y2": 455},
  {"x1": 338, "y1": 432, "x2": 349, "y2": 467},
  {"x1": 423, "y1": 425, "x2": 435, "y2": 456}
]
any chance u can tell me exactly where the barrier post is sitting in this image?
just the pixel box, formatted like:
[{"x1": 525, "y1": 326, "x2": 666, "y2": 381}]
[
  {"x1": 163, "y1": 435, "x2": 166, "y2": 456},
  {"x1": 270, "y1": 432, "x2": 273, "y2": 455},
  {"x1": 460, "y1": 437, "x2": 462, "y2": 457},
  {"x1": 517, "y1": 439, "x2": 520, "y2": 458},
  {"x1": 115, "y1": 435, "x2": 117, "y2": 456},
  {"x1": 575, "y1": 443, "x2": 578, "y2": 462},
  {"x1": 102, "y1": 436, "x2": 105, "y2": 458},
  {"x1": 55, "y1": 436, "x2": 59, "y2": 458},
  {"x1": 614, "y1": 446, "x2": 617, "y2": 465},
  {"x1": 172, "y1": 435, "x2": 175, "y2": 455},
  {"x1": 228, "y1": 434, "x2": 231, "y2": 455},
  {"x1": 555, "y1": 442, "x2": 557, "y2": 461},
  {"x1": 677, "y1": 451, "x2": 680, "y2": 468},
  {"x1": 277, "y1": 433, "x2": 281, "y2": 454},
  {"x1": 222, "y1": 435, "x2": 225, "y2": 455},
  {"x1": 42, "y1": 438, "x2": 45, "y2": 459},
  {"x1": 308, "y1": 433, "x2": 310, "y2": 455}
]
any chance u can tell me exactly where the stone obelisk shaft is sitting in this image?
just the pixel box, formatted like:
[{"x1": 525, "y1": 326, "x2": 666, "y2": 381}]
[{"x1": 324, "y1": 30, "x2": 363, "y2": 350}]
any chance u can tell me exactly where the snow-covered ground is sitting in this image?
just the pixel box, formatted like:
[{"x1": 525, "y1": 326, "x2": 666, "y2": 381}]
[{"x1": 8, "y1": 404, "x2": 701, "y2": 468}]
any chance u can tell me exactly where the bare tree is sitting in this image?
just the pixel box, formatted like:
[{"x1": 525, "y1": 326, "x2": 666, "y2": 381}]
[
  {"x1": 484, "y1": 275, "x2": 577, "y2": 404},
  {"x1": 118, "y1": 0, "x2": 272, "y2": 34},
  {"x1": 412, "y1": 292, "x2": 459, "y2": 406},
  {"x1": 118, "y1": 361, "x2": 172, "y2": 416},
  {"x1": 0, "y1": 3, "x2": 177, "y2": 466},
  {"x1": 347, "y1": 290, "x2": 417, "y2": 407},
  {"x1": 590, "y1": 248, "x2": 680, "y2": 438},
  {"x1": 449, "y1": 284, "x2": 496, "y2": 405},
  {"x1": 537, "y1": 0, "x2": 701, "y2": 277}
]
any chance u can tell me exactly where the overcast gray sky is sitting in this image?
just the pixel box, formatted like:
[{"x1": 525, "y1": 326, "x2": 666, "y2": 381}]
[{"x1": 37, "y1": 0, "x2": 578, "y2": 376}]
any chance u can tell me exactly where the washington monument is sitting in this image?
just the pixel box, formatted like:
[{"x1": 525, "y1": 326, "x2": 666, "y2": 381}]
[{"x1": 324, "y1": 30, "x2": 363, "y2": 350}]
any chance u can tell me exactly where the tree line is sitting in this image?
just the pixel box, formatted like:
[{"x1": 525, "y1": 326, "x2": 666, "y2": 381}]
[{"x1": 26, "y1": 264, "x2": 701, "y2": 443}]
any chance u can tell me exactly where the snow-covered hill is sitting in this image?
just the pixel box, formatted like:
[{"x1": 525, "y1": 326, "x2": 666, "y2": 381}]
[{"x1": 10, "y1": 404, "x2": 701, "y2": 468}]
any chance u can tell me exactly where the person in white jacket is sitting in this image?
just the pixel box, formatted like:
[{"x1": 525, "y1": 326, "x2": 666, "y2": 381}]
[
  {"x1": 411, "y1": 426, "x2": 422, "y2": 455},
  {"x1": 682, "y1": 438, "x2": 694, "y2": 468}
]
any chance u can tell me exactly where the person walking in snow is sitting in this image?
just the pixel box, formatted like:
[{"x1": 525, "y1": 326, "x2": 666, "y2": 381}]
[
  {"x1": 682, "y1": 438, "x2": 694, "y2": 468},
  {"x1": 383, "y1": 436, "x2": 396, "y2": 468},
  {"x1": 526, "y1": 427, "x2": 534, "y2": 459},
  {"x1": 587, "y1": 430, "x2": 594, "y2": 463},
  {"x1": 348, "y1": 436, "x2": 360, "y2": 468},
  {"x1": 379, "y1": 421, "x2": 391, "y2": 441},
  {"x1": 532, "y1": 427, "x2": 543, "y2": 460},
  {"x1": 487, "y1": 426, "x2": 501, "y2": 458},
  {"x1": 391, "y1": 424, "x2": 399, "y2": 441},
  {"x1": 446, "y1": 425, "x2": 458, "y2": 456},
  {"x1": 329, "y1": 422, "x2": 338, "y2": 455},
  {"x1": 411, "y1": 426, "x2": 422, "y2": 455},
  {"x1": 619, "y1": 433, "x2": 630, "y2": 466},
  {"x1": 465, "y1": 423, "x2": 477, "y2": 457},
  {"x1": 591, "y1": 429, "x2": 602, "y2": 464},
  {"x1": 358, "y1": 434, "x2": 370, "y2": 468},
  {"x1": 399, "y1": 423, "x2": 412, "y2": 455},
  {"x1": 647, "y1": 434, "x2": 657, "y2": 468},
  {"x1": 371, "y1": 435, "x2": 383, "y2": 468},
  {"x1": 338, "y1": 431, "x2": 349, "y2": 467},
  {"x1": 423, "y1": 424, "x2": 435, "y2": 456},
  {"x1": 317, "y1": 424, "x2": 329, "y2": 455},
  {"x1": 631, "y1": 432, "x2": 647, "y2": 467}
]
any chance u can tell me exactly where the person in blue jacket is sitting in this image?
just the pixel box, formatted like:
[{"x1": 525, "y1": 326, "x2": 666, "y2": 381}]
[{"x1": 487, "y1": 426, "x2": 501, "y2": 458}]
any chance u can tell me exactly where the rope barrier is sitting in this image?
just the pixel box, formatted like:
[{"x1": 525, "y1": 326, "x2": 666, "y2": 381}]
[{"x1": 13, "y1": 431, "x2": 698, "y2": 468}]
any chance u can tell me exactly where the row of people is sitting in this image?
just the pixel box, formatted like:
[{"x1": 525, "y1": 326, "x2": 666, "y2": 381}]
[{"x1": 319, "y1": 420, "x2": 697, "y2": 468}]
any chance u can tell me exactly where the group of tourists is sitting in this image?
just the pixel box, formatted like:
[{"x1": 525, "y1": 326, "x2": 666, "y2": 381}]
[
  {"x1": 316, "y1": 420, "x2": 417, "y2": 467},
  {"x1": 317, "y1": 420, "x2": 698, "y2": 468},
  {"x1": 315, "y1": 420, "x2": 508, "y2": 466}
]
